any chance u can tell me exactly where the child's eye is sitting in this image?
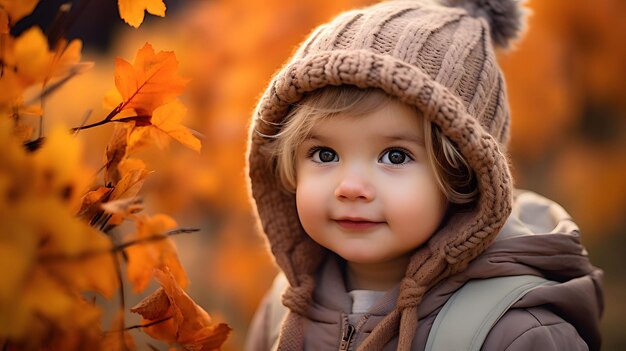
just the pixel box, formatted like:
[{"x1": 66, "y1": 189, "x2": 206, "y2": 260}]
[
  {"x1": 379, "y1": 149, "x2": 412, "y2": 165},
  {"x1": 309, "y1": 147, "x2": 339, "y2": 163}
]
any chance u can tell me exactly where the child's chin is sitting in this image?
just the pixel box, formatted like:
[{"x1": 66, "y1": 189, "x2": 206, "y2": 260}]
[{"x1": 338, "y1": 250, "x2": 386, "y2": 265}]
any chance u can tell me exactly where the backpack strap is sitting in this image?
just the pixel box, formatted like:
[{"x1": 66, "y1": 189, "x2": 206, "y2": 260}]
[
  {"x1": 267, "y1": 273, "x2": 289, "y2": 351},
  {"x1": 425, "y1": 275, "x2": 556, "y2": 351}
]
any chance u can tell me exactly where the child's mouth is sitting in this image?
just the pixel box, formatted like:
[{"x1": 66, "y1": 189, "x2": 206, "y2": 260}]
[{"x1": 335, "y1": 219, "x2": 383, "y2": 231}]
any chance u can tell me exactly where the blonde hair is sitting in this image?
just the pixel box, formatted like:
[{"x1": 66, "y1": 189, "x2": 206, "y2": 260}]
[{"x1": 267, "y1": 85, "x2": 478, "y2": 205}]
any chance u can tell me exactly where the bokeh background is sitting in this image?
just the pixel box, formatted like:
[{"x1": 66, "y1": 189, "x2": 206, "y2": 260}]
[{"x1": 22, "y1": 0, "x2": 626, "y2": 349}]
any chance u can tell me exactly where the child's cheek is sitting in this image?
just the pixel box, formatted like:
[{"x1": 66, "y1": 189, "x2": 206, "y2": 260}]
[{"x1": 295, "y1": 174, "x2": 330, "y2": 236}]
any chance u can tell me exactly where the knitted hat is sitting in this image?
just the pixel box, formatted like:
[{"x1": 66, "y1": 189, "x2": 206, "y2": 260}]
[{"x1": 247, "y1": 0, "x2": 527, "y2": 349}]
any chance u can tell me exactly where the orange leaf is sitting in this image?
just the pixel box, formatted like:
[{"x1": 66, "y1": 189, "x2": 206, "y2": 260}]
[
  {"x1": 118, "y1": 0, "x2": 166, "y2": 28},
  {"x1": 131, "y1": 287, "x2": 170, "y2": 320},
  {"x1": 127, "y1": 101, "x2": 201, "y2": 154},
  {"x1": 0, "y1": 0, "x2": 39, "y2": 26},
  {"x1": 131, "y1": 267, "x2": 231, "y2": 350},
  {"x1": 125, "y1": 214, "x2": 188, "y2": 293},
  {"x1": 114, "y1": 43, "x2": 187, "y2": 115},
  {"x1": 105, "y1": 158, "x2": 149, "y2": 226},
  {"x1": 109, "y1": 158, "x2": 150, "y2": 201}
]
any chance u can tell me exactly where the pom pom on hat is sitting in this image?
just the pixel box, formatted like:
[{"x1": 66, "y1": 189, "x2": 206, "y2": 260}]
[{"x1": 444, "y1": 0, "x2": 528, "y2": 48}]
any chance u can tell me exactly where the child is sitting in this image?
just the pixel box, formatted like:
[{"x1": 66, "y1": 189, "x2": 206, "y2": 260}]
[{"x1": 245, "y1": 0, "x2": 603, "y2": 350}]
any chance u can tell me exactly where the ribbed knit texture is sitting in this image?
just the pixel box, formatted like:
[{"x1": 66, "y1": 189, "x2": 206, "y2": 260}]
[{"x1": 247, "y1": 0, "x2": 526, "y2": 349}]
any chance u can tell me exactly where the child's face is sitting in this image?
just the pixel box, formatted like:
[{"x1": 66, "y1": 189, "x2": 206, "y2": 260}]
[{"x1": 294, "y1": 99, "x2": 447, "y2": 266}]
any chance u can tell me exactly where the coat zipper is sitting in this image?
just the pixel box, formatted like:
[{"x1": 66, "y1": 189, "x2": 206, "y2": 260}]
[{"x1": 339, "y1": 324, "x2": 356, "y2": 351}]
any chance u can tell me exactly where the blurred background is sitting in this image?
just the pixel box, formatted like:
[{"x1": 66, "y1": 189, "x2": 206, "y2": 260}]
[{"x1": 22, "y1": 0, "x2": 626, "y2": 349}]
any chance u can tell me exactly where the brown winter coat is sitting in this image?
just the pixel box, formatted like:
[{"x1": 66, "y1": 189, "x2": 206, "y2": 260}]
[{"x1": 246, "y1": 190, "x2": 603, "y2": 350}]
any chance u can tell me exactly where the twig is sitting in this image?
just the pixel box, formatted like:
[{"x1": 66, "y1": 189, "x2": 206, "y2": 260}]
[
  {"x1": 40, "y1": 228, "x2": 200, "y2": 262},
  {"x1": 104, "y1": 315, "x2": 173, "y2": 334},
  {"x1": 73, "y1": 109, "x2": 93, "y2": 136},
  {"x1": 115, "y1": 228, "x2": 199, "y2": 251},
  {"x1": 126, "y1": 315, "x2": 173, "y2": 331},
  {"x1": 71, "y1": 114, "x2": 151, "y2": 132},
  {"x1": 26, "y1": 65, "x2": 90, "y2": 105},
  {"x1": 111, "y1": 252, "x2": 129, "y2": 351},
  {"x1": 46, "y1": 3, "x2": 73, "y2": 49}
]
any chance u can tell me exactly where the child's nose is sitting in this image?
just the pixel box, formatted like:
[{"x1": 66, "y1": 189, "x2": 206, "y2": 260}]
[{"x1": 334, "y1": 171, "x2": 375, "y2": 201}]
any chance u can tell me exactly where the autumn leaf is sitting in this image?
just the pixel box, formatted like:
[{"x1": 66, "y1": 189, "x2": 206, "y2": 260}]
[
  {"x1": 10, "y1": 267, "x2": 103, "y2": 342},
  {"x1": 132, "y1": 287, "x2": 170, "y2": 320},
  {"x1": 131, "y1": 267, "x2": 231, "y2": 350},
  {"x1": 127, "y1": 100, "x2": 201, "y2": 154},
  {"x1": 0, "y1": 0, "x2": 39, "y2": 28},
  {"x1": 13, "y1": 26, "x2": 52, "y2": 84},
  {"x1": 109, "y1": 157, "x2": 150, "y2": 201},
  {"x1": 113, "y1": 42, "x2": 188, "y2": 115},
  {"x1": 0, "y1": 206, "x2": 37, "y2": 336},
  {"x1": 37, "y1": 198, "x2": 119, "y2": 298},
  {"x1": 118, "y1": 0, "x2": 166, "y2": 28},
  {"x1": 47, "y1": 38, "x2": 91, "y2": 82},
  {"x1": 0, "y1": 70, "x2": 24, "y2": 108},
  {"x1": 32, "y1": 126, "x2": 92, "y2": 211},
  {"x1": 125, "y1": 214, "x2": 188, "y2": 293},
  {"x1": 0, "y1": 119, "x2": 118, "y2": 341},
  {"x1": 77, "y1": 186, "x2": 113, "y2": 223},
  {"x1": 102, "y1": 158, "x2": 150, "y2": 226}
]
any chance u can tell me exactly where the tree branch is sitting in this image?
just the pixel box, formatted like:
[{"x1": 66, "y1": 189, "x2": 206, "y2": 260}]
[
  {"x1": 40, "y1": 228, "x2": 200, "y2": 262},
  {"x1": 71, "y1": 114, "x2": 151, "y2": 132},
  {"x1": 104, "y1": 315, "x2": 173, "y2": 334}
]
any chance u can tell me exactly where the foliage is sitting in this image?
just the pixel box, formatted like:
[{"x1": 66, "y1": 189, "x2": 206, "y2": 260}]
[{"x1": 0, "y1": 0, "x2": 229, "y2": 350}]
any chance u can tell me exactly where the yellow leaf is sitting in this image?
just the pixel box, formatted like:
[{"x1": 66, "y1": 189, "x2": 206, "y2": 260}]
[
  {"x1": 125, "y1": 214, "x2": 188, "y2": 293},
  {"x1": 36, "y1": 199, "x2": 118, "y2": 298},
  {"x1": 114, "y1": 43, "x2": 188, "y2": 115},
  {"x1": 0, "y1": 69, "x2": 23, "y2": 108},
  {"x1": 14, "y1": 26, "x2": 52, "y2": 83},
  {"x1": 118, "y1": 0, "x2": 166, "y2": 28},
  {"x1": 151, "y1": 101, "x2": 201, "y2": 152},
  {"x1": 3, "y1": 266, "x2": 103, "y2": 340},
  {"x1": 48, "y1": 38, "x2": 87, "y2": 81},
  {"x1": 0, "y1": 0, "x2": 39, "y2": 25},
  {"x1": 32, "y1": 125, "x2": 91, "y2": 210},
  {"x1": 0, "y1": 210, "x2": 37, "y2": 324},
  {"x1": 127, "y1": 101, "x2": 201, "y2": 153}
]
